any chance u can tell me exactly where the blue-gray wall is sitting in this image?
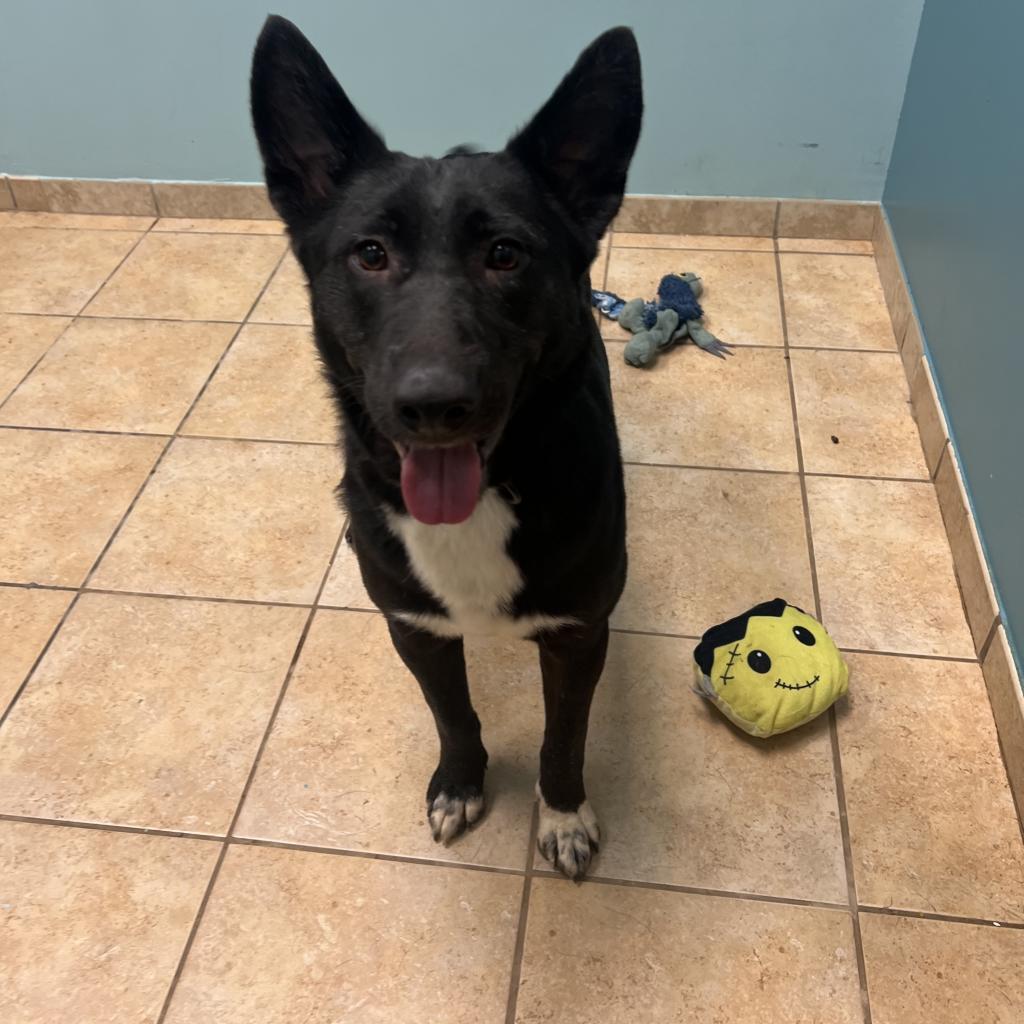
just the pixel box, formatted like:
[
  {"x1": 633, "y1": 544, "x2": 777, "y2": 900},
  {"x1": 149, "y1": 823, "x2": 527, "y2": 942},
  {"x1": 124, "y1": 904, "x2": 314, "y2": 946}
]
[
  {"x1": 0, "y1": 0, "x2": 923, "y2": 200},
  {"x1": 885, "y1": 0, "x2": 1023, "y2": 664}
]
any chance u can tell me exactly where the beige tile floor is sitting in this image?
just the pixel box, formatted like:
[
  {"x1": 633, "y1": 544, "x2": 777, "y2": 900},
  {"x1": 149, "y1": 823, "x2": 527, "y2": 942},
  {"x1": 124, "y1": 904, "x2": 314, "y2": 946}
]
[{"x1": 1, "y1": 211, "x2": 1022, "y2": 1023}]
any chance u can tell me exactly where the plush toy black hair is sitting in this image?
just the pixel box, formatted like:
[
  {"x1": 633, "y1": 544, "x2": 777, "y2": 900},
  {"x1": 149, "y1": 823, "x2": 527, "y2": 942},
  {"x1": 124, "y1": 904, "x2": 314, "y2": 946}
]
[{"x1": 694, "y1": 598, "x2": 797, "y2": 674}]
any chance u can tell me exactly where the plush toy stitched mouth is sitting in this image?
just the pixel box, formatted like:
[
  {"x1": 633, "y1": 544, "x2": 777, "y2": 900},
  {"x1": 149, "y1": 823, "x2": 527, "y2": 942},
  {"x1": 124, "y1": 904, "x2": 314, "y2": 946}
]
[{"x1": 774, "y1": 674, "x2": 820, "y2": 691}]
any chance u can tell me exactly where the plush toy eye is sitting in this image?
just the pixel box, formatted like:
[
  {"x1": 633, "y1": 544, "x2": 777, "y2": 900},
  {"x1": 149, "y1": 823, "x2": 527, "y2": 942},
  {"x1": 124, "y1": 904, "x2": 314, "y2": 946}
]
[
  {"x1": 354, "y1": 240, "x2": 388, "y2": 271},
  {"x1": 747, "y1": 650, "x2": 772, "y2": 674},
  {"x1": 487, "y1": 240, "x2": 522, "y2": 271},
  {"x1": 792, "y1": 626, "x2": 816, "y2": 646}
]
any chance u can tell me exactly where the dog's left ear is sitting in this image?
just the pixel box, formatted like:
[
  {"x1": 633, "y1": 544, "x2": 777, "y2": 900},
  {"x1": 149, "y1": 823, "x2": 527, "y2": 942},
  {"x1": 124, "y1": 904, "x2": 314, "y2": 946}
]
[{"x1": 507, "y1": 28, "x2": 643, "y2": 241}]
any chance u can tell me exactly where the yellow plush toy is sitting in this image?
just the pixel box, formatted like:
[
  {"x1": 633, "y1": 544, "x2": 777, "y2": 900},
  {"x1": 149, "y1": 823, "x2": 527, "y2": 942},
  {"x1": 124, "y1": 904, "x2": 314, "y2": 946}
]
[{"x1": 693, "y1": 599, "x2": 849, "y2": 738}]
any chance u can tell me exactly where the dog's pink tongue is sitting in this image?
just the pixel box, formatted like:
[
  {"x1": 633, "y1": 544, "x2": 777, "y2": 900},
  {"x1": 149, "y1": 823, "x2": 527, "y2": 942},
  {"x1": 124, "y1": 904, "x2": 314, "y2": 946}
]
[{"x1": 400, "y1": 443, "x2": 482, "y2": 525}]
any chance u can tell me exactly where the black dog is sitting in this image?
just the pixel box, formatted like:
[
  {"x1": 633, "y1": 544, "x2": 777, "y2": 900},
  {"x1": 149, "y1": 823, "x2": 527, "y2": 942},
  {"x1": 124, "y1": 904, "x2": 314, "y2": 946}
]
[{"x1": 251, "y1": 16, "x2": 642, "y2": 879}]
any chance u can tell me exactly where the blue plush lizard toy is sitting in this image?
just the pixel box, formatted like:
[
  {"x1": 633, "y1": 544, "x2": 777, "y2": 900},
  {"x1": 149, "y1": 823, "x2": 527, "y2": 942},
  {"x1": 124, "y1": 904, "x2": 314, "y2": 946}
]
[{"x1": 592, "y1": 272, "x2": 731, "y2": 367}]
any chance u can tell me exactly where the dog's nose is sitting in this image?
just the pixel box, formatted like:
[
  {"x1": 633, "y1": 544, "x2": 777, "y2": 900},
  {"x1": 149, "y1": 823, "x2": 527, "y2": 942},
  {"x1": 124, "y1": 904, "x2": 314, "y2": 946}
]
[{"x1": 393, "y1": 367, "x2": 477, "y2": 436}]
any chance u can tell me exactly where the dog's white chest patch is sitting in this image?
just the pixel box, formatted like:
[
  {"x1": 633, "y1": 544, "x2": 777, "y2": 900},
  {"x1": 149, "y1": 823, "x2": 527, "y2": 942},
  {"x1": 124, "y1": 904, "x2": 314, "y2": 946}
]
[{"x1": 385, "y1": 489, "x2": 574, "y2": 638}]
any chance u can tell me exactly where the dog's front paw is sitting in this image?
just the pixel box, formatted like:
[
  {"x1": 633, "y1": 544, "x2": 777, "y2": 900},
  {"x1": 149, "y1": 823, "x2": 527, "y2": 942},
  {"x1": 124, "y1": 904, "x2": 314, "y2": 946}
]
[
  {"x1": 536, "y1": 793, "x2": 600, "y2": 880},
  {"x1": 427, "y1": 786, "x2": 485, "y2": 845}
]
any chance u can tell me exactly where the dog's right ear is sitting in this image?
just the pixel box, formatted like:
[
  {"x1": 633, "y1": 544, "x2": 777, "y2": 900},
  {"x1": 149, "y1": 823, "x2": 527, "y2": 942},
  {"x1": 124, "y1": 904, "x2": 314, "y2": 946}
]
[{"x1": 250, "y1": 15, "x2": 386, "y2": 225}]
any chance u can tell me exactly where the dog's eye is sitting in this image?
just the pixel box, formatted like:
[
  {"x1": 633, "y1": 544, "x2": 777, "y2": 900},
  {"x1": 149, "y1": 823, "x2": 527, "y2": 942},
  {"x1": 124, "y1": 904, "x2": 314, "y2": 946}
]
[
  {"x1": 354, "y1": 240, "x2": 388, "y2": 272},
  {"x1": 487, "y1": 240, "x2": 522, "y2": 271}
]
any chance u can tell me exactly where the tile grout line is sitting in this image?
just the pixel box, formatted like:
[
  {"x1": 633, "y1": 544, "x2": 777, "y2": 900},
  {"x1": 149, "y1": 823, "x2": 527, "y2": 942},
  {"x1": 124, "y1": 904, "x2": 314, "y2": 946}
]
[
  {"x1": 857, "y1": 904, "x2": 1024, "y2": 932},
  {"x1": 0, "y1": 224, "x2": 775, "y2": 253},
  {"x1": 313, "y1": 603, "x2": 379, "y2": 616},
  {"x1": 930, "y1": 438, "x2": 947, "y2": 484},
  {"x1": 4, "y1": 805, "x2": 1024, "y2": 931},
  {"x1": 0, "y1": 316, "x2": 77, "y2": 411},
  {"x1": 84, "y1": 586, "x2": 311, "y2": 610},
  {"x1": 0, "y1": 423, "x2": 932, "y2": 480},
  {"x1": 773, "y1": 247, "x2": 823, "y2": 622},
  {"x1": 621, "y1": 459, "x2": 931, "y2": 485},
  {"x1": 313, "y1": 514, "x2": 349, "y2": 611},
  {"x1": 2, "y1": 310, "x2": 307, "y2": 327},
  {"x1": 977, "y1": 611, "x2": 1024, "y2": 851},
  {"x1": 0, "y1": 218, "x2": 160, "y2": 412},
  {"x1": 262, "y1": 605, "x2": 987, "y2": 664},
  {"x1": 0, "y1": 217, "x2": 156, "y2": 231},
  {"x1": 609, "y1": 625, "x2": 700, "y2": 642},
  {"x1": 802, "y1": 469, "x2": 931, "y2": 485},
  {"x1": 836, "y1": 645, "x2": 977, "y2": 664},
  {"x1": 830, "y1": 710, "x2": 874, "y2": 1024},
  {"x1": 785, "y1": 345, "x2": 905, "y2": 357},
  {"x1": 151, "y1": 229, "x2": 284, "y2": 237},
  {"x1": 613, "y1": 244, "x2": 873, "y2": 256},
  {"x1": 150, "y1": 227, "x2": 285, "y2": 237},
  {"x1": 0, "y1": 423, "x2": 337, "y2": 449},
  {"x1": 2, "y1": 582, "x2": 315, "y2": 610},
  {"x1": 503, "y1": 803, "x2": 540, "y2": 1024},
  {"x1": 601, "y1": 335, "x2": 900, "y2": 354},
  {"x1": 168, "y1": 246, "x2": 290, "y2": 439},
  {"x1": 775, "y1": 244, "x2": 873, "y2": 1024},
  {"x1": 3, "y1": 212, "x2": 871, "y2": 254},
  {"x1": 0, "y1": 581, "x2": 78, "y2": 595},
  {"x1": 0, "y1": 243, "x2": 290, "y2": 732},
  {"x1": 165, "y1": 432, "x2": 336, "y2": 449},
  {"x1": 978, "y1": 618, "x2": 1000, "y2": 664},
  {"x1": 0, "y1": 813, "x2": 224, "y2": 844},
  {"x1": 934, "y1": 437, "x2": 950, "y2": 480},
  {"x1": 1004, "y1": 737, "x2": 1024, "y2": 851},
  {"x1": 776, "y1": 246, "x2": 876, "y2": 256},
  {"x1": 0, "y1": 809, "x2": 525, "y2": 880},
  {"x1": 0, "y1": 424, "x2": 175, "y2": 440},
  {"x1": 227, "y1": 834, "x2": 527, "y2": 877},
  {"x1": 0, "y1": 577, "x2": 986, "y2": 665},
  {"x1": 7, "y1": 308, "x2": 892, "y2": 352},
  {"x1": 537, "y1": 870, "x2": 848, "y2": 912},
  {"x1": 151, "y1": 843, "x2": 230, "y2": 1022},
  {"x1": 0, "y1": 578, "x2": 986, "y2": 664},
  {"x1": 154, "y1": 517, "x2": 348, "y2": 1024}
]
